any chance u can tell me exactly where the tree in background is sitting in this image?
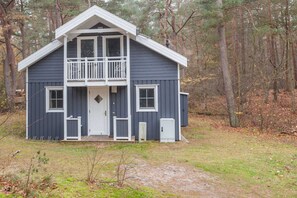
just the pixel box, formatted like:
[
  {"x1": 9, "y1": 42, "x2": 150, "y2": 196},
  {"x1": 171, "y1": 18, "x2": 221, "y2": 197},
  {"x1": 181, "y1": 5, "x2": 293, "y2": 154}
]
[
  {"x1": 0, "y1": 0, "x2": 18, "y2": 110},
  {"x1": 216, "y1": 0, "x2": 239, "y2": 127}
]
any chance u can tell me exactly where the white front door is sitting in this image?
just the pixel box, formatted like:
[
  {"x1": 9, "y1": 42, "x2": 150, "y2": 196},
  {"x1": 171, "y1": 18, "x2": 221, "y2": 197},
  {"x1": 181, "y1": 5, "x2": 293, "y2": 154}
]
[{"x1": 88, "y1": 87, "x2": 109, "y2": 135}]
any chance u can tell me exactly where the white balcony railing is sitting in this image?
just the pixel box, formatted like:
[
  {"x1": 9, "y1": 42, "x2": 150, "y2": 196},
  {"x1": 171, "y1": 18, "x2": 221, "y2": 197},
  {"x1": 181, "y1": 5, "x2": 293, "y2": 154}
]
[{"x1": 67, "y1": 57, "x2": 127, "y2": 82}]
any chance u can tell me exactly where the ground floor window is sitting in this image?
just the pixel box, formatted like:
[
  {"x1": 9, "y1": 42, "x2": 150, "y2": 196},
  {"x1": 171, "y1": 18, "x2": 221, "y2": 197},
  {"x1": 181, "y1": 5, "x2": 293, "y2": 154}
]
[
  {"x1": 45, "y1": 86, "x2": 64, "y2": 112},
  {"x1": 136, "y1": 84, "x2": 158, "y2": 112}
]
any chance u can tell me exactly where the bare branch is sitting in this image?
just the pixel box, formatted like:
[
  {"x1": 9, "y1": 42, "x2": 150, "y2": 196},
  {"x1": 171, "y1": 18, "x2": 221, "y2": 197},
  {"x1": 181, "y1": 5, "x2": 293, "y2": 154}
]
[{"x1": 176, "y1": 11, "x2": 195, "y2": 35}]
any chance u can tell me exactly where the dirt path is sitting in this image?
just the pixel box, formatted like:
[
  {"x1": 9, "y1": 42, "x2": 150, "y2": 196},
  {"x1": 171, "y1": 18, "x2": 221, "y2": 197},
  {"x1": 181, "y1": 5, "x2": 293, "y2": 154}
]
[{"x1": 128, "y1": 161, "x2": 247, "y2": 197}]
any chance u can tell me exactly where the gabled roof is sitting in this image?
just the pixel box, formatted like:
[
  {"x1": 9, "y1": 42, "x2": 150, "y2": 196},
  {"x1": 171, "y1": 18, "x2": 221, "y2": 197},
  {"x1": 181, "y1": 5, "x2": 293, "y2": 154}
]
[
  {"x1": 18, "y1": 6, "x2": 187, "y2": 72},
  {"x1": 55, "y1": 6, "x2": 137, "y2": 40}
]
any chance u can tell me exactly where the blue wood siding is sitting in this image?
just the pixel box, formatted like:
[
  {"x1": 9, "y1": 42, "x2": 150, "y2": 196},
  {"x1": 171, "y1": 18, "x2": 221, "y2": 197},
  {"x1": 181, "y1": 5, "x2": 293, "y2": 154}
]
[
  {"x1": 28, "y1": 45, "x2": 64, "y2": 140},
  {"x1": 28, "y1": 82, "x2": 64, "y2": 140},
  {"x1": 131, "y1": 80, "x2": 179, "y2": 140},
  {"x1": 28, "y1": 47, "x2": 64, "y2": 83},
  {"x1": 130, "y1": 40, "x2": 178, "y2": 80},
  {"x1": 130, "y1": 39, "x2": 179, "y2": 140},
  {"x1": 67, "y1": 87, "x2": 88, "y2": 136},
  {"x1": 109, "y1": 86, "x2": 127, "y2": 136},
  {"x1": 116, "y1": 120, "x2": 128, "y2": 137},
  {"x1": 180, "y1": 94, "x2": 188, "y2": 127},
  {"x1": 67, "y1": 119, "x2": 78, "y2": 137}
]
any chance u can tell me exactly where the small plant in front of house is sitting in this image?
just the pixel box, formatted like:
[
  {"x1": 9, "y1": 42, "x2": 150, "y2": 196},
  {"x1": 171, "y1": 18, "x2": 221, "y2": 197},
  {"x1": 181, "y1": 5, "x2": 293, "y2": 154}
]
[
  {"x1": 85, "y1": 147, "x2": 107, "y2": 184},
  {"x1": 24, "y1": 151, "x2": 49, "y2": 196},
  {"x1": 115, "y1": 151, "x2": 134, "y2": 187}
]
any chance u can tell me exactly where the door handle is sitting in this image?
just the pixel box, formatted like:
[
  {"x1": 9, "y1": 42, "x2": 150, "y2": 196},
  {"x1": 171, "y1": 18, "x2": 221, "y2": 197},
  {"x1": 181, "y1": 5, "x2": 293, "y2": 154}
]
[
  {"x1": 105, "y1": 110, "x2": 107, "y2": 116},
  {"x1": 161, "y1": 127, "x2": 163, "y2": 132}
]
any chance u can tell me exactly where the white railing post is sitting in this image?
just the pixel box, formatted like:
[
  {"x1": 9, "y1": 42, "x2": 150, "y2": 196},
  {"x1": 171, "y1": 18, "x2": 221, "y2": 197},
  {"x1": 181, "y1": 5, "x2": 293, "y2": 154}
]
[
  {"x1": 77, "y1": 116, "x2": 81, "y2": 141},
  {"x1": 105, "y1": 57, "x2": 108, "y2": 84},
  {"x1": 113, "y1": 116, "x2": 117, "y2": 140},
  {"x1": 84, "y1": 57, "x2": 88, "y2": 84}
]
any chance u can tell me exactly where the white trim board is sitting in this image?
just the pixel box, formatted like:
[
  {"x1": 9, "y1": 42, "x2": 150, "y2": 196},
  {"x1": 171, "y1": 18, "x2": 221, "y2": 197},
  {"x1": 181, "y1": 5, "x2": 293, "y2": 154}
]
[
  {"x1": 177, "y1": 64, "x2": 181, "y2": 141},
  {"x1": 26, "y1": 68, "x2": 28, "y2": 139},
  {"x1": 70, "y1": 28, "x2": 121, "y2": 34}
]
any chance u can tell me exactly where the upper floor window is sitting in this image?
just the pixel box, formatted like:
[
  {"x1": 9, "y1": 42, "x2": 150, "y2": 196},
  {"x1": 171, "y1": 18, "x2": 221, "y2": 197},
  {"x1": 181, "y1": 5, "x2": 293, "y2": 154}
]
[
  {"x1": 77, "y1": 37, "x2": 97, "y2": 58},
  {"x1": 103, "y1": 35, "x2": 123, "y2": 57}
]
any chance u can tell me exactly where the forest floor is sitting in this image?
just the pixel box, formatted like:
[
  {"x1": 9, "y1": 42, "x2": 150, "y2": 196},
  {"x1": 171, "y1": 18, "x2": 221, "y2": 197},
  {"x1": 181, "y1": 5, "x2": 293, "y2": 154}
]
[{"x1": 0, "y1": 111, "x2": 297, "y2": 197}]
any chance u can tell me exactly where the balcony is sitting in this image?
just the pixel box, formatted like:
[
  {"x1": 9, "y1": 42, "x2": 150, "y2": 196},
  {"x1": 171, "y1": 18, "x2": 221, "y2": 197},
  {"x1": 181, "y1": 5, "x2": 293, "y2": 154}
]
[{"x1": 67, "y1": 56, "x2": 127, "y2": 86}]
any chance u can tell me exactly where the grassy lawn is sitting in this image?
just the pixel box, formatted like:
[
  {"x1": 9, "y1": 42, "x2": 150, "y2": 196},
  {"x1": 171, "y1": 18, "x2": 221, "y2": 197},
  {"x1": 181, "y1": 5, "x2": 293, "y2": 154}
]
[{"x1": 0, "y1": 111, "x2": 297, "y2": 197}]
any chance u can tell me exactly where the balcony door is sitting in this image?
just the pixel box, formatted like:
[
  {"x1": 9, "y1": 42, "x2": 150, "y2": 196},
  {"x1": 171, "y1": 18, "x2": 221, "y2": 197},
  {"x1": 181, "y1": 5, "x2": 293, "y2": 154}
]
[
  {"x1": 103, "y1": 35, "x2": 123, "y2": 57},
  {"x1": 77, "y1": 36, "x2": 98, "y2": 58}
]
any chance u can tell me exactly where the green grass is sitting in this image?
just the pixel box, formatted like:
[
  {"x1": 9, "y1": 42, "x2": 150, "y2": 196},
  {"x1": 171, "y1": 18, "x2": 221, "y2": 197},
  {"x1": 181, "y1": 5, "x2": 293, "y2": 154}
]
[
  {"x1": 48, "y1": 177, "x2": 163, "y2": 198},
  {"x1": 1, "y1": 112, "x2": 297, "y2": 197}
]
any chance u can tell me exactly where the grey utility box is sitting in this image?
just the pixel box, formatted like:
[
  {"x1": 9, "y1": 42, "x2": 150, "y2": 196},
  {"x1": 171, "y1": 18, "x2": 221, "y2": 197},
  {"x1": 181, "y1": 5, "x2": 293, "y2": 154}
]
[{"x1": 160, "y1": 118, "x2": 175, "y2": 142}]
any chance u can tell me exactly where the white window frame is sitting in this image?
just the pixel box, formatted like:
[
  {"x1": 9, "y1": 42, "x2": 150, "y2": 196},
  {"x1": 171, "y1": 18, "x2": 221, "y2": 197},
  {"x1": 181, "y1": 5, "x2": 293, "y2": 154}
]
[
  {"x1": 77, "y1": 36, "x2": 98, "y2": 58},
  {"x1": 102, "y1": 35, "x2": 124, "y2": 57},
  {"x1": 45, "y1": 86, "x2": 64, "y2": 113},
  {"x1": 136, "y1": 84, "x2": 159, "y2": 112}
]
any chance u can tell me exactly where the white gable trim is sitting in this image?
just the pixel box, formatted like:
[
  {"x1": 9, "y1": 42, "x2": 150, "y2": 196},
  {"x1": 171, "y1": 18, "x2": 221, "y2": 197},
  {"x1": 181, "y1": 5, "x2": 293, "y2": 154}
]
[
  {"x1": 55, "y1": 5, "x2": 137, "y2": 40},
  {"x1": 136, "y1": 35, "x2": 187, "y2": 67},
  {"x1": 18, "y1": 40, "x2": 63, "y2": 71}
]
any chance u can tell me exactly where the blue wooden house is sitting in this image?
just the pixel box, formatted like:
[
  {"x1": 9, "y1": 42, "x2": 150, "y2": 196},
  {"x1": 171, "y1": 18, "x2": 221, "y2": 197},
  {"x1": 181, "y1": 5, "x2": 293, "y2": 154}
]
[{"x1": 18, "y1": 6, "x2": 188, "y2": 141}]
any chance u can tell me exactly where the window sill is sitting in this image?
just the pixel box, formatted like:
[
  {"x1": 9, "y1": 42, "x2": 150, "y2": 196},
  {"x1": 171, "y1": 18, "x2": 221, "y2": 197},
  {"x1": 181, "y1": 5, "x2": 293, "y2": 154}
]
[
  {"x1": 46, "y1": 109, "x2": 64, "y2": 113},
  {"x1": 136, "y1": 109, "x2": 158, "y2": 113}
]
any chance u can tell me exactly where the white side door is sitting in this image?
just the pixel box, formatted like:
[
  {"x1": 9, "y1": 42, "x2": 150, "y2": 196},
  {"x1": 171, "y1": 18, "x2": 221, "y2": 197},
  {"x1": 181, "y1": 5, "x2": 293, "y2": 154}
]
[{"x1": 88, "y1": 87, "x2": 109, "y2": 135}]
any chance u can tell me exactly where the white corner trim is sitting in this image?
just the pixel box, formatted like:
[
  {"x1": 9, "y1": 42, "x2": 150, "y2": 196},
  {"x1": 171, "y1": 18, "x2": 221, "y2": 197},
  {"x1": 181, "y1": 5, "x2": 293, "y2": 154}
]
[
  {"x1": 102, "y1": 35, "x2": 124, "y2": 57},
  {"x1": 63, "y1": 35, "x2": 68, "y2": 140},
  {"x1": 77, "y1": 36, "x2": 98, "y2": 58},
  {"x1": 45, "y1": 86, "x2": 64, "y2": 113},
  {"x1": 26, "y1": 68, "x2": 28, "y2": 139},
  {"x1": 18, "y1": 40, "x2": 63, "y2": 72},
  {"x1": 135, "y1": 35, "x2": 187, "y2": 67},
  {"x1": 87, "y1": 87, "x2": 90, "y2": 136},
  {"x1": 136, "y1": 84, "x2": 159, "y2": 112},
  {"x1": 177, "y1": 64, "x2": 181, "y2": 141},
  {"x1": 55, "y1": 5, "x2": 137, "y2": 40}
]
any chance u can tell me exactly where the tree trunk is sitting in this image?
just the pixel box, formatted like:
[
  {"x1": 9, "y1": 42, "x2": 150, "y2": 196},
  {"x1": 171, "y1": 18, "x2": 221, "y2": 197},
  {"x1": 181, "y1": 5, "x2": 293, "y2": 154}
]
[
  {"x1": 292, "y1": 42, "x2": 297, "y2": 87},
  {"x1": 217, "y1": 0, "x2": 239, "y2": 127},
  {"x1": 18, "y1": 0, "x2": 28, "y2": 90},
  {"x1": 268, "y1": 0, "x2": 278, "y2": 102},
  {"x1": 3, "y1": 32, "x2": 16, "y2": 110},
  {"x1": 0, "y1": 1, "x2": 17, "y2": 110}
]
